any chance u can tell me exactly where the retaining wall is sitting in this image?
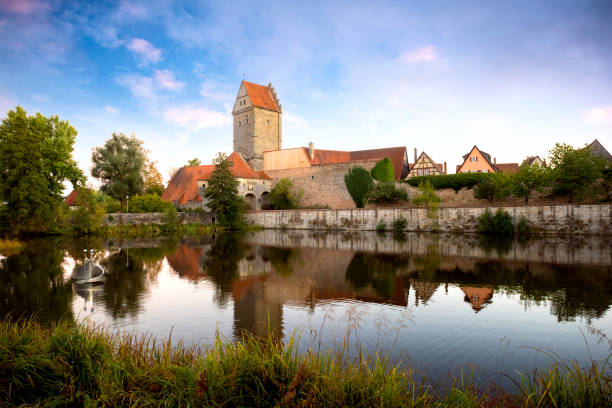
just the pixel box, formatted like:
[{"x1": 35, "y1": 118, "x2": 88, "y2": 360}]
[
  {"x1": 103, "y1": 211, "x2": 212, "y2": 226},
  {"x1": 246, "y1": 204, "x2": 612, "y2": 235}
]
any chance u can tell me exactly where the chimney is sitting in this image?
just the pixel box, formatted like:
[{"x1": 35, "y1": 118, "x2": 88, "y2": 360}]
[
  {"x1": 444, "y1": 162, "x2": 447, "y2": 175},
  {"x1": 414, "y1": 148, "x2": 417, "y2": 164},
  {"x1": 308, "y1": 142, "x2": 315, "y2": 160},
  {"x1": 493, "y1": 157, "x2": 497, "y2": 164}
]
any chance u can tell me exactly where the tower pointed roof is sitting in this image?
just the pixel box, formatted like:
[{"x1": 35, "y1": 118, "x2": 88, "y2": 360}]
[{"x1": 241, "y1": 81, "x2": 281, "y2": 112}]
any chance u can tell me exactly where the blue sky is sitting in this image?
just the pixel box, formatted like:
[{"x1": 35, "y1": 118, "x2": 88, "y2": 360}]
[{"x1": 1, "y1": 0, "x2": 611, "y2": 183}]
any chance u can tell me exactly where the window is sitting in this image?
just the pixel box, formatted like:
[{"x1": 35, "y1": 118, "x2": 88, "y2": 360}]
[
  {"x1": 267, "y1": 120, "x2": 270, "y2": 125},
  {"x1": 248, "y1": 182, "x2": 254, "y2": 190},
  {"x1": 424, "y1": 169, "x2": 429, "y2": 175},
  {"x1": 311, "y1": 175, "x2": 315, "y2": 180},
  {"x1": 470, "y1": 156, "x2": 478, "y2": 162}
]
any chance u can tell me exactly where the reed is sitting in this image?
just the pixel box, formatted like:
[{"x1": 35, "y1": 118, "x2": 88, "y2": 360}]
[
  {"x1": 0, "y1": 317, "x2": 609, "y2": 407},
  {"x1": 0, "y1": 237, "x2": 23, "y2": 254}
]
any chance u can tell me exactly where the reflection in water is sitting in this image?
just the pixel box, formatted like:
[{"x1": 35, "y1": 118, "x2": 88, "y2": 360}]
[{"x1": 1, "y1": 232, "x2": 611, "y2": 384}]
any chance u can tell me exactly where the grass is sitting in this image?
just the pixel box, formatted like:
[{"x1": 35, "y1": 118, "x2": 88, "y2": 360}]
[
  {"x1": 0, "y1": 317, "x2": 610, "y2": 407},
  {"x1": 0, "y1": 237, "x2": 23, "y2": 255},
  {"x1": 101, "y1": 223, "x2": 219, "y2": 237}
]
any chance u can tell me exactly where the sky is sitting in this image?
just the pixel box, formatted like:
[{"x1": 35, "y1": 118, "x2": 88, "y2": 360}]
[{"x1": 1, "y1": 0, "x2": 611, "y2": 185}]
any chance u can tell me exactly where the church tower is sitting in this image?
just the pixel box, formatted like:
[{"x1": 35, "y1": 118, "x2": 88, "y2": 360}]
[{"x1": 232, "y1": 81, "x2": 282, "y2": 171}]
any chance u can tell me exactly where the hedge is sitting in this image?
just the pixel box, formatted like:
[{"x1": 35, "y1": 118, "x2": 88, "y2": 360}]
[{"x1": 403, "y1": 173, "x2": 493, "y2": 191}]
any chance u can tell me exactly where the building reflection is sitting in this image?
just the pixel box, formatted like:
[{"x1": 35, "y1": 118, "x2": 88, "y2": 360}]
[{"x1": 460, "y1": 286, "x2": 494, "y2": 312}]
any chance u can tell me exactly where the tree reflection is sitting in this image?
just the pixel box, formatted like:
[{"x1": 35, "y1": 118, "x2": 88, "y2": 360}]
[
  {"x1": 203, "y1": 232, "x2": 246, "y2": 306},
  {"x1": 0, "y1": 239, "x2": 73, "y2": 324},
  {"x1": 346, "y1": 253, "x2": 409, "y2": 299}
]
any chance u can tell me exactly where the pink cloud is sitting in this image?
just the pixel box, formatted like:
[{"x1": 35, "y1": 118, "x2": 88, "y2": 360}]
[
  {"x1": 0, "y1": 0, "x2": 49, "y2": 15},
  {"x1": 163, "y1": 106, "x2": 230, "y2": 131},
  {"x1": 154, "y1": 69, "x2": 184, "y2": 91},
  {"x1": 398, "y1": 45, "x2": 437, "y2": 63},
  {"x1": 126, "y1": 38, "x2": 162, "y2": 65},
  {"x1": 582, "y1": 106, "x2": 612, "y2": 124}
]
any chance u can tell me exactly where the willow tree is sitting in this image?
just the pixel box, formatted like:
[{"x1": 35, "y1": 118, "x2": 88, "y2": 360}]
[
  {"x1": 0, "y1": 106, "x2": 84, "y2": 233},
  {"x1": 91, "y1": 133, "x2": 146, "y2": 211}
]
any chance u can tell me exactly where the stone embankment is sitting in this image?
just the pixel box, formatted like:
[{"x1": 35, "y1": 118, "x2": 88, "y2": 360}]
[
  {"x1": 103, "y1": 211, "x2": 212, "y2": 226},
  {"x1": 246, "y1": 204, "x2": 611, "y2": 235}
]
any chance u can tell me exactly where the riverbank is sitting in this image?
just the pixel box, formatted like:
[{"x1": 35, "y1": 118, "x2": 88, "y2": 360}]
[
  {"x1": 1, "y1": 319, "x2": 609, "y2": 407},
  {"x1": 246, "y1": 204, "x2": 612, "y2": 235}
]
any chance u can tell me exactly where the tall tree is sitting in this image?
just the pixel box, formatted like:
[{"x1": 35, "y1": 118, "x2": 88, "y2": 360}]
[
  {"x1": 91, "y1": 133, "x2": 146, "y2": 210},
  {"x1": 511, "y1": 163, "x2": 549, "y2": 203},
  {"x1": 203, "y1": 153, "x2": 245, "y2": 228},
  {"x1": 0, "y1": 107, "x2": 84, "y2": 233},
  {"x1": 548, "y1": 143, "x2": 601, "y2": 202},
  {"x1": 143, "y1": 160, "x2": 164, "y2": 195}
]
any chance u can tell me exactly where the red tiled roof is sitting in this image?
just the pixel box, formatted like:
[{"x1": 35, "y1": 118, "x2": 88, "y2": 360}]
[
  {"x1": 161, "y1": 152, "x2": 270, "y2": 205},
  {"x1": 65, "y1": 190, "x2": 79, "y2": 206},
  {"x1": 309, "y1": 146, "x2": 407, "y2": 180},
  {"x1": 495, "y1": 163, "x2": 519, "y2": 174},
  {"x1": 243, "y1": 81, "x2": 280, "y2": 112}
]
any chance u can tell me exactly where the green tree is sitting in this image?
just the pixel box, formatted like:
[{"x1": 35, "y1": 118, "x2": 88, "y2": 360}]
[
  {"x1": 412, "y1": 180, "x2": 441, "y2": 207},
  {"x1": 344, "y1": 167, "x2": 374, "y2": 208},
  {"x1": 269, "y1": 178, "x2": 303, "y2": 209},
  {"x1": 187, "y1": 158, "x2": 201, "y2": 167},
  {"x1": 370, "y1": 158, "x2": 395, "y2": 182},
  {"x1": 511, "y1": 163, "x2": 549, "y2": 203},
  {"x1": 0, "y1": 107, "x2": 84, "y2": 233},
  {"x1": 71, "y1": 187, "x2": 105, "y2": 235},
  {"x1": 203, "y1": 153, "x2": 245, "y2": 229},
  {"x1": 91, "y1": 133, "x2": 147, "y2": 211},
  {"x1": 474, "y1": 173, "x2": 511, "y2": 203},
  {"x1": 143, "y1": 161, "x2": 164, "y2": 195},
  {"x1": 548, "y1": 143, "x2": 602, "y2": 202}
]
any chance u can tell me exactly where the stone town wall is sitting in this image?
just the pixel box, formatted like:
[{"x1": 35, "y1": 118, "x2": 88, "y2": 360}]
[
  {"x1": 266, "y1": 159, "x2": 380, "y2": 209},
  {"x1": 245, "y1": 204, "x2": 612, "y2": 235},
  {"x1": 103, "y1": 211, "x2": 212, "y2": 226}
]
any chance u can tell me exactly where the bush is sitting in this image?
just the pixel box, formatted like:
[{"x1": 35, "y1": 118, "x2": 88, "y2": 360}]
[
  {"x1": 344, "y1": 167, "x2": 374, "y2": 208},
  {"x1": 478, "y1": 209, "x2": 514, "y2": 235},
  {"x1": 412, "y1": 180, "x2": 441, "y2": 207},
  {"x1": 369, "y1": 182, "x2": 409, "y2": 204},
  {"x1": 376, "y1": 221, "x2": 386, "y2": 232},
  {"x1": 370, "y1": 158, "x2": 395, "y2": 182},
  {"x1": 269, "y1": 178, "x2": 303, "y2": 210},
  {"x1": 161, "y1": 205, "x2": 180, "y2": 232},
  {"x1": 71, "y1": 188, "x2": 105, "y2": 235},
  {"x1": 392, "y1": 217, "x2": 407, "y2": 232},
  {"x1": 475, "y1": 174, "x2": 511, "y2": 203},
  {"x1": 101, "y1": 195, "x2": 121, "y2": 213},
  {"x1": 128, "y1": 194, "x2": 174, "y2": 213},
  {"x1": 404, "y1": 172, "x2": 492, "y2": 191}
]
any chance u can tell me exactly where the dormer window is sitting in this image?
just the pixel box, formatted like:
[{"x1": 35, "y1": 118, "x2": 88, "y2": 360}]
[{"x1": 470, "y1": 156, "x2": 478, "y2": 162}]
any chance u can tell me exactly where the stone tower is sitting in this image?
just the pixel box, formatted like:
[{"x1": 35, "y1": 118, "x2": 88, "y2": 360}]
[{"x1": 232, "y1": 81, "x2": 282, "y2": 171}]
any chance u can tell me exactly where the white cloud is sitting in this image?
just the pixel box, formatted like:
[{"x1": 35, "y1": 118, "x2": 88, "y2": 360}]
[
  {"x1": 0, "y1": 0, "x2": 50, "y2": 15},
  {"x1": 200, "y1": 80, "x2": 232, "y2": 102},
  {"x1": 582, "y1": 106, "x2": 612, "y2": 124},
  {"x1": 398, "y1": 45, "x2": 437, "y2": 63},
  {"x1": 154, "y1": 69, "x2": 184, "y2": 91},
  {"x1": 104, "y1": 105, "x2": 119, "y2": 114},
  {"x1": 163, "y1": 105, "x2": 230, "y2": 131},
  {"x1": 115, "y1": 74, "x2": 155, "y2": 99},
  {"x1": 126, "y1": 38, "x2": 162, "y2": 66}
]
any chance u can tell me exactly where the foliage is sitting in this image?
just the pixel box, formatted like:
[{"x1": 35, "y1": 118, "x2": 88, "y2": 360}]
[
  {"x1": 100, "y1": 194, "x2": 121, "y2": 213},
  {"x1": 602, "y1": 168, "x2": 612, "y2": 202},
  {"x1": 474, "y1": 173, "x2": 511, "y2": 203},
  {"x1": 478, "y1": 209, "x2": 514, "y2": 235},
  {"x1": 411, "y1": 180, "x2": 441, "y2": 207},
  {"x1": 0, "y1": 107, "x2": 84, "y2": 233},
  {"x1": 392, "y1": 217, "x2": 407, "y2": 232},
  {"x1": 143, "y1": 161, "x2": 164, "y2": 196},
  {"x1": 186, "y1": 158, "x2": 201, "y2": 167},
  {"x1": 404, "y1": 172, "x2": 492, "y2": 191},
  {"x1": 127, "y1": 194, "x2": 174, "y2": 213},
  {"x1": 368, "y1": 182, "x2": 409, "y2": 204},
  {"x1": 161, "y1": 205, "x2": 179, "y2": 232},
  {"x1": 516, "y1": 217, "x2": 531, "y2": 235},
  {"x1": 511, "y1": 163, "x2": 550, "y2": 203},
  {"x1": 548, "y1": 143, "x2": 602, "y2": 202},
  {"x1": 474, "y1": 179, "x2": 496, "y2": 203},
  {"x1": 376, "y1": 221, "x2": 387, "y2": 232},
  {"x1": 203, "y1": 153, "x2": 245, "y2": 229},
  {"x1": 370, "y1": 158, "x2": 395, "y2": 182},
  {"x1": 269, "y1": 178, "x2": 303, "y2": 210},
  {"x1": 91, "y1": 132, "x2": 147, "y2": 211},
  {"x1": 0, "y1": 238, "x2": 23, "y2": 255},
  {"x1": 71, "y1": 187, "x2": 105, "y2": 235},
  {"x1": 344, "y1": 167, "x2": 374, "y2": 208}
]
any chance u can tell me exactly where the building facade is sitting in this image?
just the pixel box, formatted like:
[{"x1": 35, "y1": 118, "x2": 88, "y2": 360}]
[{"x1": 456, "y1": 145, "x2": 518, "y2": 174}]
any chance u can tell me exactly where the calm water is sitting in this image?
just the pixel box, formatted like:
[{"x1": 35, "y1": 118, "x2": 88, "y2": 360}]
[{"x1": 1, "y1": 231, "x2": 611, "y2": 385}]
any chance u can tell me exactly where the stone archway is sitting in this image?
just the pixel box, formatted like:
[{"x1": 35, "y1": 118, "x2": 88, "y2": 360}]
[
  {"x1": 245, "y1": 193, "x2": 256, "y2": 210},
  {"x1": 260, "y1": 191, "x2": 271, "y2": 210}
]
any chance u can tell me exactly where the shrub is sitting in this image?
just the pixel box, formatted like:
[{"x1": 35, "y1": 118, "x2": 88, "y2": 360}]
[
  {"x1": 369, "y1": 182, "x2": 409, "y2": 204},
  {"x1": 370, "y1": 158, "x2": 395, "y2": 182},
  {"x1": 475, "y1": 174, "x2": 512, "y2": 203},
  {"x1": 128, "y1": 194, "x2": 174, "y2": 213},
  {"x1": 161, "y1": 205, "x2": 180, "y2": 232},
  {"x1": 474, "y1": 179, "x2": 496, "y2": 203},
  {"x1": 376, "y1": 221, "x2": 386, "y2": 232},
  {"x1": 392, "y1": 217, "x2": 407, "y2": 232},
  {"x1": 516, "y1": 217, "x2": 530, "y2": 235},
  {"x1": 412, "y1": 180, "x2": 441, "y2": 207},
  {"x1": 344, "y1": 167, "x2": 374, "y2": 208},
  {"x1": 101, "y1": 195, "x2": 121, "y2": 213},
  {"x1": 269, "y1": 178, "x2": 303, "y2": 210},
  {"x1": 404, "y1": 173, "x2": 492, "y2": 191},
  {"x1": 478, "y1": 209, "x2": 514, "y2": 235},
  {"x1": 71, "y1": 187, "x2": 105, "y2": 235}
]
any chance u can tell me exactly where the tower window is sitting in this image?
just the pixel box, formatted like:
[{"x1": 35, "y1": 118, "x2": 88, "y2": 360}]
[
  {"x1": 239, "y1": 121, "x2": 241, "y2": 127},
  {"x1": 267, "y1": 120, "x2": 270, "y2": 125}
]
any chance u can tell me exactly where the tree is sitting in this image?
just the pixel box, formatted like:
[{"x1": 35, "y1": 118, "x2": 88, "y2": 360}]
[
  {"x1": 412, "y1": 180, "x2": 441, "y2": 207},
  {"x1": 474, "y1": 173, "x2": 511, "y2": 203},
  {"x1": 548, "y1": 143, "x2": 602, "y2": 202},
  {"x1": 91, "y1": 133, "x2": 147, "y2": 211},
  {"x1": 186, "y1": 158, "x2": 202, "y2": 167},
  {"x1": 0, "y1": 107, "x2": 84, "y2": 233},
  {"x1": 344, "y1": 167, "x2": 374, "y2": 208},
  {"x1": 511, "y1": 163, "x2": 549, "y2": 203},
  {"x1": 370, "y1": 158, "x2": 395, "y2": 182},
  {"x1": 203, "y1": 153, "x2": 245, "y2": 228},
  {"x1": 71, "y1": 187, "x2": 105, "y2": 235},
  {"x1": 143, "y1": 161, "x2": 164, "y2": 195},
  {"x1": 269, "y1": 178, "x2": 303, "y2": 209}
]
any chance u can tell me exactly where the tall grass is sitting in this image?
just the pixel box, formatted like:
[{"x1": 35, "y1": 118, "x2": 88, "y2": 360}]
[
  {"x1": 0, "y1": 237, "x2": 23, "y2": 254},
  {"x1": 0, "y1": 317, "x2": 609, "y2": 407}
]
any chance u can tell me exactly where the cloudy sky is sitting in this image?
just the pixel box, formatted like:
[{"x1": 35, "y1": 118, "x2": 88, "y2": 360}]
[{"x1": 1, "y1": 0, "x2": 611, "y2": 183}]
